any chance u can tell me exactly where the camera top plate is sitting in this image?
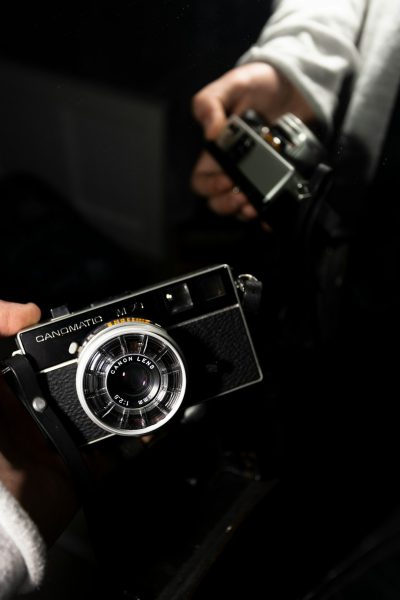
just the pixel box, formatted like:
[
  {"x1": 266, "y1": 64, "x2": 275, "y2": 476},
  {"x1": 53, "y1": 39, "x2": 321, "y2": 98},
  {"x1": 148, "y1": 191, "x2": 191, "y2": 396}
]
[{"x1": 16, "y1": 264, "x2": 241, "y2": 372}]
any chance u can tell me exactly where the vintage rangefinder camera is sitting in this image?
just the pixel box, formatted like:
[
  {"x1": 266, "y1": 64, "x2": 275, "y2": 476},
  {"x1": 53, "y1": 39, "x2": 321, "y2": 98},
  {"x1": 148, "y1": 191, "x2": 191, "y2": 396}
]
[
  {"x1": 8, "y1": 265, "x2": 262, "y2": 446},
  {"x1": 206, "y1": 111, "x2": 329, "y2": 220}
]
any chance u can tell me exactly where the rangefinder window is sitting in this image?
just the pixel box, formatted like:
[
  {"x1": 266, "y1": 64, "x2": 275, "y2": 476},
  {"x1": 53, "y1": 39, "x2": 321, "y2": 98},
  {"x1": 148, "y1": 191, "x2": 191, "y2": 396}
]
[{"x1": 197, "y1": 272, "x2": 227, "y2": 302}]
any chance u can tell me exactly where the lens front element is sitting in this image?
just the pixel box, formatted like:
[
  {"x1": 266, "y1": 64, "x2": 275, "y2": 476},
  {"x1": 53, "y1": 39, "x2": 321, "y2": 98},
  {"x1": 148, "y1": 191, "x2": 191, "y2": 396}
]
[
  {"x1": 76, "y1": 321, "x2": 186, "y2": 436},
  {"x1": 107, "y1": 355, "x2": 160, "y2": 409}
]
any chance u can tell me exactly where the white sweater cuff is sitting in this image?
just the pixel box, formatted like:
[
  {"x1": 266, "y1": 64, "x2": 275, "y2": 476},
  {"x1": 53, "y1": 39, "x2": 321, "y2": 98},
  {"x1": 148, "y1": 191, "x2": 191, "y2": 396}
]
[
  {"x1": 238, "y1": 2, "x2": 363, "y2": 129},
  {"x1": 0, "y1": 481, "x2": 45, "y2": 598}
]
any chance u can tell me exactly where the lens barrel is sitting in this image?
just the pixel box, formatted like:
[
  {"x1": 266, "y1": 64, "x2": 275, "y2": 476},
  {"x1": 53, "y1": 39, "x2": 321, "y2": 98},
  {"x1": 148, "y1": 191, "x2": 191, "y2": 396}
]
[{"x1": 76, "y1": 321, "x2": 186, "y2": 436}]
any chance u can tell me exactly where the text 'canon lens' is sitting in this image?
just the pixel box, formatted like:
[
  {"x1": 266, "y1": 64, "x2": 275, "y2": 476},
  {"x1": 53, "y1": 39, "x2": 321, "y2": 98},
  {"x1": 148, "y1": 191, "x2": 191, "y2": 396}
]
[{"x1": 76, "y1": 320, "x2": 186, "y2": 436}]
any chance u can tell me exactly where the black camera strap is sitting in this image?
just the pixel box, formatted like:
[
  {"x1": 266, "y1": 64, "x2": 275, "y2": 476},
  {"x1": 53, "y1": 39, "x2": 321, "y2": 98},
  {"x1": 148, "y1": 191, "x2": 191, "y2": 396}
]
[
  {"x1": 1, "y1": 354, "x2": 94, "y2": 500},
  {"x1": 1, "y1": 354, "x2": 144, "y2": 597}
]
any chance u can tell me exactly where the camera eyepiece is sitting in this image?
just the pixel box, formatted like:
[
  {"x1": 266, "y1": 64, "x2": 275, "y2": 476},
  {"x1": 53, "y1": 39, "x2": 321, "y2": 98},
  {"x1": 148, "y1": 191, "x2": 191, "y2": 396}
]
[{"x1": 76, "y1": 320, "x2": 186, "y2": 436}]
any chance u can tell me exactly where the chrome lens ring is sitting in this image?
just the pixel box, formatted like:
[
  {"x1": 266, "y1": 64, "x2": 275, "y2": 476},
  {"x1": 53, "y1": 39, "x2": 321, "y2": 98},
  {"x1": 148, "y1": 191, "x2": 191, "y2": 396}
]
[{"x1": 76, "y1": 322, "x2": 186, "y2": 436}]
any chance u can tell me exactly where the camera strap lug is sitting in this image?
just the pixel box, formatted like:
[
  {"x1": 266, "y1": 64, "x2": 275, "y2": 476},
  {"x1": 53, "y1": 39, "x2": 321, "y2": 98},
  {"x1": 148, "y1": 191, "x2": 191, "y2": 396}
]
[{"x1": 236, "y1": 274, "x2": 263, "y2": 315}]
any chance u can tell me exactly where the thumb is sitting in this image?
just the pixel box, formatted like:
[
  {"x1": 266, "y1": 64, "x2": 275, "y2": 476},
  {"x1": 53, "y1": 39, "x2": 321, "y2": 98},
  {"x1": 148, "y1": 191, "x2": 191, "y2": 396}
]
[
  {"x1": 0, "y1": 301, "x2": 41, "y2": 337},
  {"x1": 192, "y1": 87, "x2": 228, "y2": 140}
]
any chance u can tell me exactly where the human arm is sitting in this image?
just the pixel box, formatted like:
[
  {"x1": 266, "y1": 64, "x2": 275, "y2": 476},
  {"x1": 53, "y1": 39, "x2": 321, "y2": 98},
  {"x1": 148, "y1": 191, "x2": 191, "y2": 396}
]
[
  {"x1": 0, "y1": 301, "x2": 79, "y2": 598},
  {"x1": 239, "y1": 0, "x2": 366, "y2": 126},
  {"x1": 191, "y1": 62, "x2": 316, "y2": 221},
  {"x1": 191, "y1": 0, "x2": 367, "y2": 220}
]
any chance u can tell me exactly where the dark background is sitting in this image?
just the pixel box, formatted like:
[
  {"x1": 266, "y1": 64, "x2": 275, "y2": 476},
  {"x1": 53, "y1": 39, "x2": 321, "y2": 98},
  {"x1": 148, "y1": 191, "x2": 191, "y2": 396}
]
[
  {"x1": 0, "y1": 4, "x2": 291, "y2": 599},
  {"x1": 0, "y1": 0, "x2": 273, "y2": 315},
  {"x1": 4, "y1": 5, "x2": 399, "y2": 600}
]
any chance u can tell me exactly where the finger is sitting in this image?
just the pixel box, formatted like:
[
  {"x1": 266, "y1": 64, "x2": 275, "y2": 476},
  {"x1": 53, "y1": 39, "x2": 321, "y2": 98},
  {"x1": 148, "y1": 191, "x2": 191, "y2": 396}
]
[
  {"x1": 192, "y1": 68, "x2": 247, "y2": 139},
  {"x1": 192, "y1": 87, "x2": 228, "y2": 140},
  {"x1": 192, "y1": 151, "x2": 223, "y2": 176},
  {"x1": 208, "y1": 190, "x2": 248, "y2": 216},
  {"x1": 0, "y1": 301, "x2": 41, "y2": 337},
  {"x1": 237, "y1": 202, "x2": 259, "y2": 221},
  {"x1": 191, "y1": 152, "x2": 233, "y2": 197},
  {"x1": 192, "y1": 172, "x2": 233, "y2": 198},
  {"x1": 261, "y1": 221, "x2": 273, "y2": 233}
]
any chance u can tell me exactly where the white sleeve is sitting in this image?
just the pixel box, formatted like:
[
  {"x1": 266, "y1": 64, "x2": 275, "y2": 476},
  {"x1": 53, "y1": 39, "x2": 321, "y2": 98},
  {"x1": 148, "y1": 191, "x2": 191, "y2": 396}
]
[
  {"x1": 0, "y1": 482, "x2": 45, "y2": 599},
  {"x1": 238, "y1": 0, "x2": 368, "y2": 127}
]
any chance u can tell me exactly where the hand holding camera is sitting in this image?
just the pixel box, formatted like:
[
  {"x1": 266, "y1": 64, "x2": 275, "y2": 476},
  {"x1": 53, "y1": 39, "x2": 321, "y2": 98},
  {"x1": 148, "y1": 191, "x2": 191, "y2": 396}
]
[
  {"x1": 205, "y1": 110, "x2": 329, "y2": 228},
  {"x1": 2, "y1": 265, "x2": 262, "y2": 453},
  {"x1": 0, "y1": 300, "x2": 79, "y2": 546},
  {"x1": 0, "y1": 267, "x2": 262, "y2": 596},
  {"x1": 191, "y1": 61, "x2": 317, "y2": 222}
]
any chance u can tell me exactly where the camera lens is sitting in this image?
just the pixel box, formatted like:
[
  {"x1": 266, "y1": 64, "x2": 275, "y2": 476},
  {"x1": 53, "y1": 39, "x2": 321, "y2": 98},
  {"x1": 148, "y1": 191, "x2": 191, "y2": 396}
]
[
  {"x1": 106, "y1": 355, "x2": 161, "y2": 409},
  {"x1": 76, "y1": 320, "x2": 186, "y2": 436},
  {"x1": 119, "y1": 364, "x2": 151, "y2": 396}
]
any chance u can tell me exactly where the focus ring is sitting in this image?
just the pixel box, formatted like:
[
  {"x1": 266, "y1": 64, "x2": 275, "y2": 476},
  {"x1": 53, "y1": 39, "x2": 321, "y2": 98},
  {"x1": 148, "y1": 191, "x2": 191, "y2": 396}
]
[{"x1": 75, "y1": 322, "x2": 186, "y2": 436}]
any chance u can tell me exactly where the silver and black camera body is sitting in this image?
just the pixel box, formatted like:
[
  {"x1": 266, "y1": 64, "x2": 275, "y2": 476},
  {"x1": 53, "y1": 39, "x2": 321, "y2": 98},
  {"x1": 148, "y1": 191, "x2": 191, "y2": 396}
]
[
  {"x1": 11, "y1": 264, "x2": 262, "y2": 446},
  {"x1": 206, "y1": 111, "x2": 330, "y2": 221}
]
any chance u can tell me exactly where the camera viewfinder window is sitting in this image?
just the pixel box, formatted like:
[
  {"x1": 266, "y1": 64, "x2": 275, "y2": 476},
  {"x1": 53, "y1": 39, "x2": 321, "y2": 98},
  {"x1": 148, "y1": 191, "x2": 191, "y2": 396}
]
[
  {"x1": 163, "y1": 283, "x2": 194, "y2": 315},
  {"x1": 198, "y1": 273, "x2": 226, "y2": 302}
]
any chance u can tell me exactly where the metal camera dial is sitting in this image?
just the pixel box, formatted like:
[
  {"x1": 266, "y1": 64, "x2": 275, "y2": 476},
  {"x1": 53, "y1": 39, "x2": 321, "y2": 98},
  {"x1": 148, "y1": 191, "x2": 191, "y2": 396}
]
[{"x1": 75, "y1": 319, "x2": 186, "y2": 436}]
